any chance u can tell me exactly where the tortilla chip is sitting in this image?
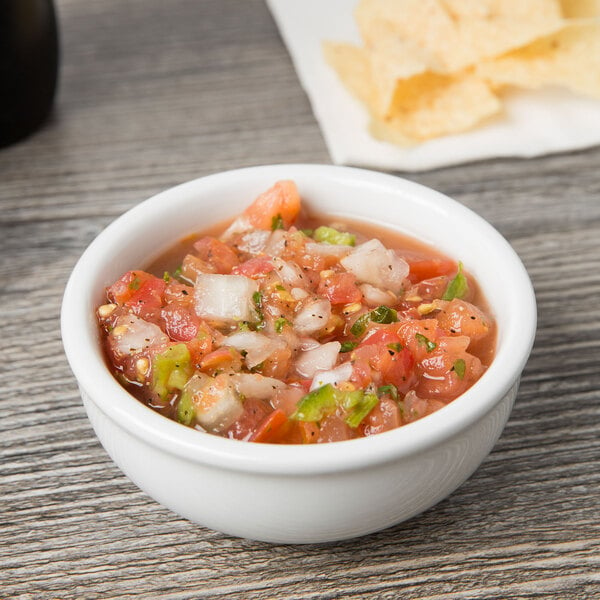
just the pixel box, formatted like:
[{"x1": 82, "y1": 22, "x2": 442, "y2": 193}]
[
  {"x1": 324, "y1": 0, "x2": 599, "y2": 145},
  {"x1": 323, "y1": 42, "x2": 378, "y2": 108},
  {"x1": 560, "y1": 0, "x2": 600, "y2": 17},
  {"x1": 355, "y1": 0, "x2": 565, "y2": 73},
  {"x1": 358, "y1": 20, "x2": 433, "y2": 117},
  {"x1": 376, "y1": 73, "x2": 501, "y2": 141},
  {"x1": 324, "y1": 41, "x2": 501, "y2": 142},
  {"x1": 476, "y1": 22, "x2": 600, "y2": 99}
]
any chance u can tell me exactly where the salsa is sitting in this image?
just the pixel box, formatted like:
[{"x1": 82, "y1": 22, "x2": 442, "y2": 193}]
[{"x1": 97, "y1": 181, "x2": 495, "y2": 444}]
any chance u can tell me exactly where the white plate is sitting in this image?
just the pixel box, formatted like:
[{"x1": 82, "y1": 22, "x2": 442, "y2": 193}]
[{"x1": 267, "y1": 0, "x2": 600, "y2": 171}]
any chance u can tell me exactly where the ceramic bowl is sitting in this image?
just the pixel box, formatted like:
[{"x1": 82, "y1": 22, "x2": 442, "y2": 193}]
[{"x1": 61, "y1": 164, "x2": 536, "y2": 543}]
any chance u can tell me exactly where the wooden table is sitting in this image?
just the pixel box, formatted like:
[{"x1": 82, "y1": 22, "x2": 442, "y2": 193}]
[{"x1": 2, "y1": 1, "x2": 599, "y2": 597}]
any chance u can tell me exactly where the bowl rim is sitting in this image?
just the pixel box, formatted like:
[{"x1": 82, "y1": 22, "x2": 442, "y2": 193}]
[{"x1": 61, "y1": 164, "x2": 537, "y2": 475}]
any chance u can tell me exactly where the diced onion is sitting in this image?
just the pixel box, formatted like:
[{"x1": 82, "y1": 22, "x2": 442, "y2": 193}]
[
  {"x1": 194, "y1": 274, "x2": 258, "y2": 322},
  {"x1": 341, "y1": 239, "x2": 409, "y2": 294},
  {"x1": 230, "y1": 373, "x2": 287, "y2": 399},
  {"x1": 220, "y1": 215, "x2": 253, "y2": 241},
  {"x1": 235, "y1": 230, "x2": 271, "y2": 255},
  {"x1": 109, "y1": 315, "x2": 169, "y2": 357},
  {"x1": 298, "y1": 337, "x2": 321, "y2": 351},
  {"x1": 223, "y1": 331, "x2": 285, "y2": 369},
  {"x1": 272, "y1": 257, "x2": 305, "y2": 287},
  {"x1": 296, "y1": 341, "x2": 341, "y2": 379},
  {"x1": 310, "y1": 362, "x2": 353, "y2": 391},
  {"x1": 263, "y1": 229, "x2": 287, "y2": 257},
  {"x1": 305, "y1": 242, "x2": 352, "y2": 258},
  {"x1": 291, "y1": 287, "x2": 309, "y2": 300},
  {"x1": 359, "y1": 283, "x2": 397, "y2": 307},
  {"x1": 185, "y1": 374, "x2": 243, "y2": 433},
  {"x1": 293, "y1": 298, "x2": 332, "y2": 335}
]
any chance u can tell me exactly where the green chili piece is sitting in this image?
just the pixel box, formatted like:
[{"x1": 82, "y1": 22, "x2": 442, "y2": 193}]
[
  {"x1": 340, "y1": 389, "x2": 365, "y2": 411},
  {"x1": 293, "y1": 385, "x2": 380, "y2": 429},
  {"x1": 177, "y1": 390, "x2": 195, "y2": 426},
  {"x1": 313, "y1": 226, "x2": 356, "y2": 246},
  {"x1": 152, "y1": 344, "x2": 193, "y2": 401},
  {"x1": 128, "y1": 275, "x2": 141, "y2": 291},
  {"x1": 292, "y1": 384, "x2": 340, "y2": 422},
  {"x1": 415, "y1": 333, "x2": 437, "y2": 352},
  {"x1": 370, "y1": 305, "x2": 398, "y2": 324},
  {"x1": 452, "y1": 358, "x2": 466, "y2": 379},
  {"x1": 252, "y1": 291, "x2": 265, "y2": 329},
  {"x1": 377, "y1": 384, "x2": 399, "y2": 401},
  {"x1": 340, "y1": 341, "x2": 358, "y2": 353},
  {"x1": 171, "y1": 265, "x2": 186, "y2": 283},
  {"x1": 271, "y1": 213, "x2": 284, "y2": 231},
  {"x1": 350, "y1": 313, "x2": 370, "y2": 337},
  {"x1": 442, "y1": 261, "x2": 469, "y2": 301},
  {"x1": 345, "y1": 393, "x2": 379, "y2": 428},
  {"x1": 274, "y1": 317, "x2": 290, "y2": 334},
  {"x1": 387, "y1": 342, "x2": 403, "y2": 353}
]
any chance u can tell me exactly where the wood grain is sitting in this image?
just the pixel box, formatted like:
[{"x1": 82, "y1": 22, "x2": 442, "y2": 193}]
[{"x1": 1, "y1": 1, "x2": 599, "y2": 598}]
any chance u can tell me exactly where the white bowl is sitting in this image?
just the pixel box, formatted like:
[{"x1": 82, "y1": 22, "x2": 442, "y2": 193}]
[{"x1": 61, "y1": 165, "x2": 536, "y2": 543}]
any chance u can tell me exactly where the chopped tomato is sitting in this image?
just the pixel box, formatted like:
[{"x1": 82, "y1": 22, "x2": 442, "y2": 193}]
[
  {"x1": 297, "y1": 379, "x2": 313, "y2": 393},
  {"x1": 295, "y1": 251, "x2": 338, "y2": 273},
  {"x1": 163, "y1": 281, "x2": 194, "y2": 306},
  {"x1": 243, "y1": 180, "x2": 301, "y2": 230},
  {"x1": 317, "y1": 414, "x2": 354, "y2": 443},
  {"x1": 200, "y1": 347, "x2": 243, "y2": 374},
  {"x1": 351, "y1": 332, "x2": 415, "y2": 392},
  {"x1": 107, "y1": 270, "x2": 166, "y2": 321},
  {"x1": 226, "y1": 398, "x2": 272, "y2": 441},
  {"x1": 108, "y1": 270, "x2": 162, "y2": 304},
  {"x1": 415, "y1": 337, "x2": 484, "y2": 401},
  {"x1": 249, "y1": 409, "x2": 288, "y2": 443},
  {"x1": 362, "y1": 398, "x2": 401, "y2": 436},
  {"x1": 185, "y1": 324, "x2": 214, "y2": 368},
  {"x1": 404, "y1": 276, "x2": 450, "y2": 303},
  {"x1": 402, "y1": 391, "x2": 445, "y2": 424},
  {"x1": 358, "y1": 327, "x2": 401, "y2": 348},
  {"x1": 271, "y1": 386, "x2": 305, "y2": 416},
  {"x1": 161, "y1": 303, "x2": 200, "y2": 341},
  {"x1": 181, "y1": 253, "x2": 214, "y2": 281},
  {"x1": 260, "y1": 345, "x2": 292, "y2": 380},
  {"x1": 318, "y1": 272, "x2": 362, "y2": 305},
  {"x1": 349, "y1": 345, "x2": 376, "y2": 388},
  {"x1": 193, "y1": 237, "x2": 240, "y2": 274},
  {"x1": 436, "y1": 298, "x2": 491, "y2": 343},
  {"x1": 231, "y1": 257, "x2": 274, "y2": 278},
  {"x1": 395, "y1": 319, "x2": 443, "y2": 363},
  {"x1": 299, "y1": 421, "x2": 320, "y2": 444},
  {"x1": 407, "y1": 258, "x2": 456, "y2": 283},
  {"x1": 380, "y1": 347, "x2": 415, "y2": 393}
]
